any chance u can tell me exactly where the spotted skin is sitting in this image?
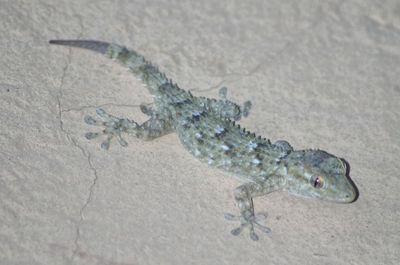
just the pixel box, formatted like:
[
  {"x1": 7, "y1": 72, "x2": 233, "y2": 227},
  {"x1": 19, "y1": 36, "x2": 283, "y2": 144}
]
[{"x1": 50, "y1": 39, "x2": 358, "y2": 241}]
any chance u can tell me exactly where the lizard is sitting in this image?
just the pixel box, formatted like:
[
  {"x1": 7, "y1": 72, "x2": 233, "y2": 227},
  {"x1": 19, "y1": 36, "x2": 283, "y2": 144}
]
[{"x1": 49, "y1": 39, "x2": 358, "y2": 241}]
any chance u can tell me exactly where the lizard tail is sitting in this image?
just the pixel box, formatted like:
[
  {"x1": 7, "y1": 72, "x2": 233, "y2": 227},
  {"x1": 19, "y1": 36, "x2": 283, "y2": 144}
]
[
  {"x1": 49, "y1": 39, "x2": 170, "y2": 95},
  {"x1": 49, "y1": 40, "x2": 110, "y2": 54}
]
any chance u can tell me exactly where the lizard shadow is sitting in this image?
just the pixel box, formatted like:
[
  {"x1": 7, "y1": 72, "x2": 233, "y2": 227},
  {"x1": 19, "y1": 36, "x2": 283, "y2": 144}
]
[{"x1": 340, "y1": 158, "x2": 359, "y2": 202}]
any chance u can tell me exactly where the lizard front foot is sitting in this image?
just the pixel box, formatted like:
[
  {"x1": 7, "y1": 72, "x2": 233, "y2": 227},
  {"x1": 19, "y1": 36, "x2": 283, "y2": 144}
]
[
  {"x1": 224, "y1": 212, "x2": 271, "y2": 241},
  {"x1": 84, "y1": 108, "x2": 135, "y2": 150}
]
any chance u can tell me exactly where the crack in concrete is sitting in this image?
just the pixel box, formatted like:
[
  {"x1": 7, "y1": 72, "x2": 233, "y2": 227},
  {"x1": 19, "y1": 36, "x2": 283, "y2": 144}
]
[
  {"x1": 62, "y1": 102, "x2": 140, "y2": 113},
  {"x1": 71, "y1": 146, "x2": 99, "y2": 262},
  {"x1": 51, "y1": 29, "x2": 101, "y2": 264}
]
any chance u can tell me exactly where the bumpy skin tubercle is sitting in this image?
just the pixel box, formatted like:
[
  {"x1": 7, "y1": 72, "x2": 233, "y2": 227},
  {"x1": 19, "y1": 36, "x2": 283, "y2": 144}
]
[{"x1": 50, "y1": 39, "x2": 358, "y2": 241}]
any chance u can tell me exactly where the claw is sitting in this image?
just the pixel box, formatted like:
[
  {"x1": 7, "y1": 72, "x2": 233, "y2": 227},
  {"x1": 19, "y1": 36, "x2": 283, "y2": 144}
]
[
  {"x1": 242, "y1": 101, "x2": 252, "y2": 117},
  {"x1": 84, "y1": 115, "x2": 98, "y2": 125},
  {"x1": 116, "y1": 133, "x2": 128, "y2": 147},
  {"x1": 255, "y1": 223, "x2": 271, "y2": 234},
  {"x1": 233, "y1": 114, "x2": 242, "y2": 121},
  {"x1": 96, "y1": 108, "x2": 106, "y2": 117},
  {"x1": 224, "y1": 213, "x2": 237, "y2": 221},
  {"x1": 231, "y1": 226, "x2": 244, "y2": 236},
  {"x1": 255, "y1": 213, "x2": 266, "y2": 221},
  {"x1": 85, "y1": 132, "x2": 100, "y2": 139},
  {"x1": 96, "y1": 108, "x2": 119, "y2": 122},
  {"x1": 101, "y1": 133, "x2": 114, "y2": 150},
  {"x1": 253, "y1": 214, "x2": 271, "y2": 234},
  {"x1": 218, "y1": 86, "x2": 227, "y2": 99},
  {"x1": 250, "y1": 230, "x2": 259, "y2": 241}
]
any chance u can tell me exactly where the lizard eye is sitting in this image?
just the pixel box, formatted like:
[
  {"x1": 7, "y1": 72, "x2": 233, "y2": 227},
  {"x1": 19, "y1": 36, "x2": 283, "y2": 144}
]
[{"x1": 310, "y1": 175, "x2": 324, "y2": 189}]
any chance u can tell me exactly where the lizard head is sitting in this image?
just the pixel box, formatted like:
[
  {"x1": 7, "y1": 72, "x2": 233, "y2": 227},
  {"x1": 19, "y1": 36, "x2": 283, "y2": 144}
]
[{"x1": 283, "y1": 150, "x2": 358, "y2": 203}]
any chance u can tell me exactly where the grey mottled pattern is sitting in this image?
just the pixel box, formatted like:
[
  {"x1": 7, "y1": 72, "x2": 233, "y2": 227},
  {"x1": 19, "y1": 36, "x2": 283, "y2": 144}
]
[{"x1": 50, "y1": 39, "x2": 358, "y2": 241}]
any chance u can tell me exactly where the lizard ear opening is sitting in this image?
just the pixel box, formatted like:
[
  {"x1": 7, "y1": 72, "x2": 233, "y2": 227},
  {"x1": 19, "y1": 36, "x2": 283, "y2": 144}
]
[{"x1": 310, "y1": 175, "x2": 324, "y2": 189}]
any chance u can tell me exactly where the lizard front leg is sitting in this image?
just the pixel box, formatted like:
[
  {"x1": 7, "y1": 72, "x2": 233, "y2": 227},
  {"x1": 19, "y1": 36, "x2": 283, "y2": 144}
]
[
  {"x1": 224, "y1": 175, "x2": 285, "y2": 241},
  {"x1": 84, "y1": 108, "x2": 173, "y2": 149}
]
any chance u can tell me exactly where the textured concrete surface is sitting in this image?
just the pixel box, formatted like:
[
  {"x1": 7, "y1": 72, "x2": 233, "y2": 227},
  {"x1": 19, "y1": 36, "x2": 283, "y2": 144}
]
[{"x1": 1, "y1": 0, "x2": 399, "y2": 264}]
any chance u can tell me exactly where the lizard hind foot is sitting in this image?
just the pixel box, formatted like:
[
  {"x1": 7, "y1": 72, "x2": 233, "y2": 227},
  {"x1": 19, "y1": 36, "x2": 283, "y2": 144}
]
[
  {"x1": 216, "y1": 87, "x2": 252, "y2": 121},
  {"x1": 224, "y1": 213, "x2": 271, "y2": 241},
  {"x1": 84, "y1": 108, "x2": 132, "y2": 150}
]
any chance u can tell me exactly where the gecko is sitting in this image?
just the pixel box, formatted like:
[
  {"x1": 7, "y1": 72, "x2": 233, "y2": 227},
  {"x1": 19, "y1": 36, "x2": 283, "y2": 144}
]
[{"x1": 49, "y1": 39, "x2": 358, "y2": 241}]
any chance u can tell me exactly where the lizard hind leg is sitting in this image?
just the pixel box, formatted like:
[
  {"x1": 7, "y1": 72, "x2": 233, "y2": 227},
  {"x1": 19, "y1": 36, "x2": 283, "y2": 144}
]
[{"x1": 84, "y1": 108, "x2": 172, "y2": 149}]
